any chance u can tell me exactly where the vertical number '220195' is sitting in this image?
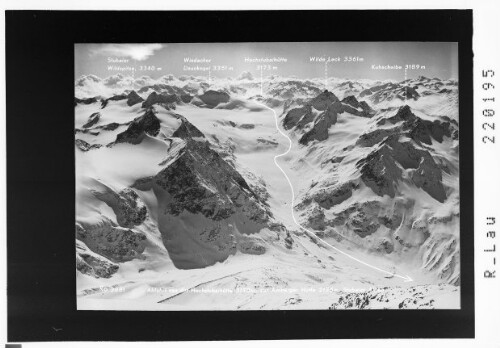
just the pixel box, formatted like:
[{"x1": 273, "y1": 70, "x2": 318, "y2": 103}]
[{"x1": 482, "y1": 69, "x2": 495, "y2": 144}]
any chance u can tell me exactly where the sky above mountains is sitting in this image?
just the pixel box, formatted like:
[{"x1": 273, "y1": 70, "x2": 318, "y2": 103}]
[{"x1": 75, "y1": 42, "x2": 458, "y2": 81}]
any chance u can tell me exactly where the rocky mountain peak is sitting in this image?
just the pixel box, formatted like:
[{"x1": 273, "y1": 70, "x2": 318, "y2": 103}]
[
  {"x1": 198, "y1": 90, "x2": 231, "y2": 107},
  {"x1": 126, "y1": 90, "x2": 144, "y2": 106},
  {"x1": 299, "y1": 104, "x2": 338, "y2": 145},
  {"x1": 172, "y1": 116, "x2": 205, "y2": 139},
  {"x1": 114, "y1": 107, "x2": 161, "y2": 144},
  {"x1": 378, "y1": 105, "x2": 454, "y2": 145}
]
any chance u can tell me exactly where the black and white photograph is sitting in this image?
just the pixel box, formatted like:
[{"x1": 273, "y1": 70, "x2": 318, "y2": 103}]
[
  {"x1": 6, "y1": 6, "x2": 492, "y2": 345},
  {"x1": 75, "y1": 42, "x2": 460, "y2": 310}
]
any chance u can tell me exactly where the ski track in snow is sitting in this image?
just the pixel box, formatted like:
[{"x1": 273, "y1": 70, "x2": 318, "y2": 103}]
[{"x1": 258, "y1": 102, "x2": 413, "y2": 283}]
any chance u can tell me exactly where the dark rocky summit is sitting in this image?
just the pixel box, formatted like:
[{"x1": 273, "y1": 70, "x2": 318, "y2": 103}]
[
  {"x1": 284, "y1": 90, "x2": 376, "y2": 145},
  {"x1": 76, "y1": 242, "x2": 119, "y2": 278},
  {"x1": 198, "y1": 90, "x2": 230, "y2": 107},
  {"x1": 75, "y1": 96, "x2": 98, "y2": 106},
  {"x1": 114, "y1": 108, "x2": 161, "y2": 144},
  {"x1": 92, "y1": 188, "x2": 148, "y2": 228},
  {"x1": 309, "y1": 90, "x2": 339, "y2": 110}
]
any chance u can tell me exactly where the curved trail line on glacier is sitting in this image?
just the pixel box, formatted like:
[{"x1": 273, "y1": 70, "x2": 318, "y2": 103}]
[{"x1": 259, "y1": 103, "x2": 413, "y2": 283}]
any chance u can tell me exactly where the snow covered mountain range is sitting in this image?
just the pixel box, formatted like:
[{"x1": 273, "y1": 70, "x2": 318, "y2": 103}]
[{"x1": 75, "y1": 73, "x2": 460, "y2": 310}]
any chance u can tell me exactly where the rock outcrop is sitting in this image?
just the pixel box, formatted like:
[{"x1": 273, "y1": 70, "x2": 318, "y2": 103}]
[
  {"x1": 75, "y1": 139, "x2": 102, "y2": 151},
  {"x1": 75, "y1": 97, "x2": 98, "y2": 106},
  {"x1": 172, "y1": 116, "x2": 205, "y2": 139},
  {"x1": 92, "y1": 187, "x2": 148, "y2": 228},
  {"x1": 82, "y1": 112, "x2": 101, "y2": 128},
  {"x1": 75, "y1": 217, "x2": 147, "y2": 263},
  {"x1": 198, "y1": 90, "x2": 230, "y2": 107}
]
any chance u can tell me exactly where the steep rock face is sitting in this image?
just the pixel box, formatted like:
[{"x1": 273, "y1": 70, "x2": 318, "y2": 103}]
[
  {"x1": 356, "y1": 146, "x2": 402, "y2": 198},
  {"x1": 133, "y1": 121, "x2": 271, "y2": 269},
  {"x1": 75, "y1": 217, "x2": 147, "y2": 263},
  {"x1": 305, "y1": 200, "x2": 384, "y2": 239},
  {"x1": 172, "y1": 116, "x2": 205, "y2": 139},
  {"x1": 82, "y1": 112, "x2": 101, "y2": 128},
  {"x1": 114, "y1": 108, "x2": 161, "y2": 144},
  {"x1": 142, "y1": 91, "x2": 181, "y2": 108},
  {"x1": 299, "y1": 104, "x2": 338, "y2": 145},
  {"x1": 153, "y1": 139, "x2": 267, "y2": 223},
  {"x1": 285, "y1": 90, "x2": 376, "y2": 145},
  {"x1": 126, "y1": 90, "x2": 144, "y2": 106},
  {"x1": 75, "y1": 97, "x2": 98, "y2": 106},
  {"x1": 180, "y1": 94, "x2": 194, "y2": 103},
  {"x1": 198, "y1": 90, "x2": 230, "y2": 107},
  {"x1": 421, "y1": 225, "x2": 460, "y2": 286},
  {"x1": 92, "y1": 187, "x2": 148, "y2": 228},
  {"x1": 358, "y1": 105, "x2": 455, "y2": 148},
  {"x1": 283, "y1": 105, "x2": 313, "y2": 130}
]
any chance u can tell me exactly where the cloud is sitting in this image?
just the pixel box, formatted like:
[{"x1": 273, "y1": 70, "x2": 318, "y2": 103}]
[
  {"x1": 75, "y1": 74, "x2": 102, "y2": 86},
  {"x1": 237, "y1": 71, "x2": 254, "y2": 80},
  {"x1": 89, "y1": 44, "x2": 164, "y2": 61}
]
